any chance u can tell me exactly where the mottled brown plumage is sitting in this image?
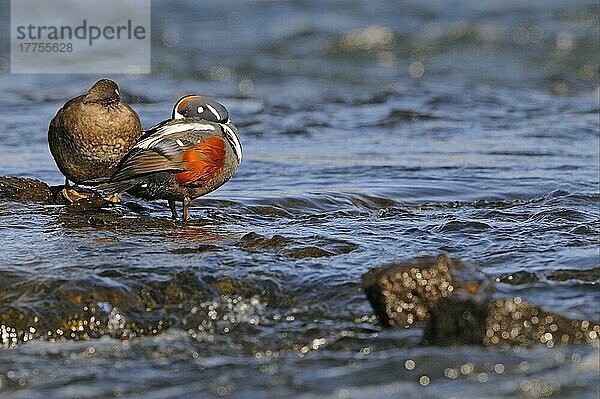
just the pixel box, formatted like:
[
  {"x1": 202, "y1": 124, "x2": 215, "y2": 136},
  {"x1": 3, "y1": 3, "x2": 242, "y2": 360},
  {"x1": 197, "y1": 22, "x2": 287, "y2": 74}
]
[{"x1": 48, "y1": 79, "x2": 142, "y2": 185}]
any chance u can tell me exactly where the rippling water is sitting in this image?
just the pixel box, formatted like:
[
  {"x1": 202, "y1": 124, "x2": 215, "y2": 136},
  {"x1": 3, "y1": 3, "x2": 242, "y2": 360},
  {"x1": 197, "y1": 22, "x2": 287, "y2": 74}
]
[{"x1": 0, "y1": 1, "x2": 599, "y2": 398}]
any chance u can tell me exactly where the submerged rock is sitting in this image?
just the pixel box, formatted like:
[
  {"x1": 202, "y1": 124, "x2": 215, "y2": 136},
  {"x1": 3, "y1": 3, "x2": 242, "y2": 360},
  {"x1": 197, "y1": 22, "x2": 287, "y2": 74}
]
[
  {"x1": 361, "y1": 254, "x2": 490, "y2": 327},
  {"x1": 423, "y1": 294, "x2": 600, "y2": 348},
  {"x1": 59, "y1": 210, "x2": 180, "y2": 230},
  {"x1": 237, "y1": 232, "x2": 358, "y2": 259},
  {"x1": 0, "y1": 176, "x2": 54, "y2": 204},
  {"x1": 497, "y1": 267, "x2": 600, "y2": 284},
  {"x1": 0, "y1": 270, "x2": 273, "y2": 347}
]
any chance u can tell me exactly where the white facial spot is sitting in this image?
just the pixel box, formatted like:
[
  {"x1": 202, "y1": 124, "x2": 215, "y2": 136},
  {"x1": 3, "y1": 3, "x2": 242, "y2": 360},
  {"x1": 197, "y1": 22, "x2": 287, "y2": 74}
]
[
  {"x1": 176, "y1": 139, "x2": 184, "y2": 147},
  {"x1": 174, "y1": 110, "x2": 184, "y2": 119},
  {"x1": 197, "y1": 106, "x2": 204, "y2": 115}
]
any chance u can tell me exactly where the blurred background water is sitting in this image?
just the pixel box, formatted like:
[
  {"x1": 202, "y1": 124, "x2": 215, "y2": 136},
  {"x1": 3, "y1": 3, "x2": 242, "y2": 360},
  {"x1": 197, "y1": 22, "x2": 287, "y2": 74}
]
[{"x1": 0, "y1": 0, "x2": 598, "y2": 398}]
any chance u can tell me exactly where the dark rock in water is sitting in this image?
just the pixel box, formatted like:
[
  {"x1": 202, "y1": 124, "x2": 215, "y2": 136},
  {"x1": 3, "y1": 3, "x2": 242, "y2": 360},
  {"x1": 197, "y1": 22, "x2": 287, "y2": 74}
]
[
  {"x1": 0, "y1": 278, "x2": 169, "y2": 346},
  {"x1": 60, "y1": 211, "x2": 179, "y2": 230},
  {"x1": 546, "y1": 267, "x2": 600, "y2": 283},
  {"x1": 51, "y1": 185, "x2": 117, "y2": 211},
  {"x1": 237, "y1": 232, "x2": 289, "y2": 250},
  {"x1": 497, "y1": 267, "x2": 600, "y2": 285},
  {"x1": 421, "y1": 294, "x2": 487, "y2": 346},
  {"x1": 495, "y1": 270, "x2": 539, "y2": 285},
  {"x1": 423, "y1": 294, "x2": 600, "y2": 348},
  {"x1": 170, "y1": 244, "x2": 221, "y2": 254},
  {"x1": 0, "y1": 176, "x2": 53, "y2": 204},
  {"x1": 0, "y1": 176, "x2": 118, "y2": 211},
  {"x1": 237, "y1": 232, "x2": 358, "y2": 259},
  {"x1": 361, "y1": 254, "x2": 490, "y2": 327},
  {"x1": 363, "y1": 254, "x2": 600, "y2": 348}
]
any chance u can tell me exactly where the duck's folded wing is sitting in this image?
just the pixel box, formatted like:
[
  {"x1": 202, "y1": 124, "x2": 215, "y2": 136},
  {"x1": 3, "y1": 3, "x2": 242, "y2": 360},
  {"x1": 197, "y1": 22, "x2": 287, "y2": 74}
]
[
  {"x1": 110, "y1": 148, "x2": 184, "y2": 182},
  {"x1": 97, "y1": 148, "x2": 183, "y2": 193},
  {"x1": 99, "y1": 135, "x2": 226, "y2": 193}
]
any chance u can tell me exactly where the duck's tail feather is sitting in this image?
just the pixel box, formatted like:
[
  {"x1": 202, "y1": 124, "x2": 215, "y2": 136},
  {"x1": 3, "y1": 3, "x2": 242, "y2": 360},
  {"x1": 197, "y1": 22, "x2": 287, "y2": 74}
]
[
  {"x1": 97, "y1": 179, "x2": 138, "y2": 194},
  {"x1": 79, "y1": 177, "x2": 110, "y2": 186}
]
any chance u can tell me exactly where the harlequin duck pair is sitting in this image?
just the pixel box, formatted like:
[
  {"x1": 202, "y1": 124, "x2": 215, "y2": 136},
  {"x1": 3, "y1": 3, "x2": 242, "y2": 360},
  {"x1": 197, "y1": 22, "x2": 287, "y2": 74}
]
[{"x1": 48, "y1": 79, "x2": 242, "y2": 221}]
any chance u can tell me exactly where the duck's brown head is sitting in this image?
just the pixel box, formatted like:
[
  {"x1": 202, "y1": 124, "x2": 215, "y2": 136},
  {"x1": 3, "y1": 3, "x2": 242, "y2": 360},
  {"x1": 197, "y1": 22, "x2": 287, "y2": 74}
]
[{"x1": 84, "y1": 79, "x2": 120, "y2": 104}]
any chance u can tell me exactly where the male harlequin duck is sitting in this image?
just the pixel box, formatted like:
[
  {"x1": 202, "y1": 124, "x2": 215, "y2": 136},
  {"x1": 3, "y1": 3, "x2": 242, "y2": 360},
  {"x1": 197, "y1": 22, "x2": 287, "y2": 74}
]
[
  {"x1": 48, "y1": 79, "x2": 142, "y2": 185},
  {"x1": 100, "y1": 95, "x2": 242, "y2": 221}
]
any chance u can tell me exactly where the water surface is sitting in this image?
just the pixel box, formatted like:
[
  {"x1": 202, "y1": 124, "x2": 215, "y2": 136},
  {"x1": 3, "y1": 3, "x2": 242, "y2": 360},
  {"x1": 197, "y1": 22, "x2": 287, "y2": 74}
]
[{"x1": 0, "y1": 1, "x2": 599, "y2": 398}]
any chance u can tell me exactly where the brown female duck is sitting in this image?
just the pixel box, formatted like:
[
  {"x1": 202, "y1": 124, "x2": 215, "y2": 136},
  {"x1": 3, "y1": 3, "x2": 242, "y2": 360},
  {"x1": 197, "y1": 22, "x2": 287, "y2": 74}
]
[{"x1": 48, "y1": 79, "x2": 142, "y2": 185}]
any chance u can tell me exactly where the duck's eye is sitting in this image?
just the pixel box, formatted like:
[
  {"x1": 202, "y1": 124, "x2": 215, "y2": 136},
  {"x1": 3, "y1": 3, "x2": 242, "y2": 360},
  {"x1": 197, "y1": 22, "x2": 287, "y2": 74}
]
[{"x1": 197, "y1": 106, "x2": 204, "y2": 114}]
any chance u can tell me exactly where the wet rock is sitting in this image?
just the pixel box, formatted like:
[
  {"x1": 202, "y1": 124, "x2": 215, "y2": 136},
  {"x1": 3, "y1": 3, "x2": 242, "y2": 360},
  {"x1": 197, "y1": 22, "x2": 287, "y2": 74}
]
[
  {"x1": 372, "y1": 109, "x2": 438, "y2": 127},
  {"x1": 377, "y1": 207, "x2": 417, "y2": 219},
  {"x1": 170, "y1": 244, "x2": 221, "y2": 254},
  {"x1": 237, "y1": 232, "x2": 358, "y2": 259},
  {"x1": 248, "y1": 205, "x2": 294, "y2": 218},
  {"x1": 547, "y1": 267, "x2": 600, "y2": 283},
  {"x1": 288, "y1": 246, "x2": 335, "y2": 259},
  {"x1": 496, "y1": 270, "x2": 540, "y2": 285},
  {"x1": 437, "y1": 220, "x2": 492, "y2": 232},
  {"x1": 237, "y1": 232, "x2": 288, "y2": 250},
  {"x1": 59, "y1": 210, "x2": 179, "y2": 230},
  {"x1": 0, "y1": 176, "x2": 53, "y2": 204},
  {"x1": 160, "y1": 271, "x2": 214, "y2": 308},
  {"x1": 362, "y1": 254, "x2": 490, "y2": 327},
  {"x1": 363, "y1": 255, "x2": 600, "y2": 348},
  {"x1": 0, "y1": 176, "x2": 119, "y2": 210},
  {"x1": 496, "y1": 267, "x2": 600, "y2": 285},
  {"x1": 51, "y1": 184, "x2": 117, "y2": 209},
  {"x1": 423, "y1": 294, "x2": 600, "y2": 348},
  {"x1": 350, "y1": 194, "x2": 396, "y2": 209},
  {"x1": 0, "y1": 278, "x2": 168, "y2": 346}
]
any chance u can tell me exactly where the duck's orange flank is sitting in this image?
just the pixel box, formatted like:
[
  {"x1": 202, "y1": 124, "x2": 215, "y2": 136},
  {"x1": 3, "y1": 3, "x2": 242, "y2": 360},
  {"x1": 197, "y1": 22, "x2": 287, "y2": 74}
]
[{"x1": 175, "y1": 136, "x2": 226, "y2": 185}]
